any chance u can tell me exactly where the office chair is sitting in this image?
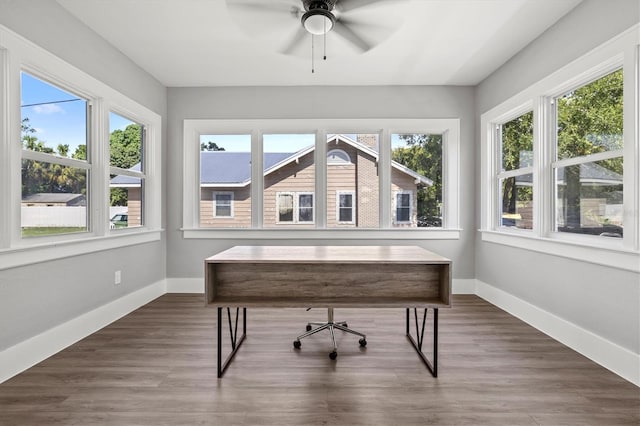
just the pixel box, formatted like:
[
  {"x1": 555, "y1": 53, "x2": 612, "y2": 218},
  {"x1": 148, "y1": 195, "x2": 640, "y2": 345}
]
[{"x1": 293, "y1": 308, "x2": 367, "y2": 359}]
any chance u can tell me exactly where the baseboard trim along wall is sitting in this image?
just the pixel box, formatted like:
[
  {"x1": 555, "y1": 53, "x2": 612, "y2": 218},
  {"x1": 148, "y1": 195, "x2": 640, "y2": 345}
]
[
  {"x1": 0, "y1": 280, "x2": 166, "y2": 384},
  {"x1": 2, "y1": 277, "x2": 637, "y2": 387},
  {"x1": 475, "y1": 279, "x2": 640, "y2": 387}
]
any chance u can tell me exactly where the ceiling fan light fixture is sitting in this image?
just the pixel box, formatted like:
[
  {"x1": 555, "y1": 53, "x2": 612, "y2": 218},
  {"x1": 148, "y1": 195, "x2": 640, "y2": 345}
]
[{"x1": 302, "y1": 9, "x2": 335, "y2": 35}]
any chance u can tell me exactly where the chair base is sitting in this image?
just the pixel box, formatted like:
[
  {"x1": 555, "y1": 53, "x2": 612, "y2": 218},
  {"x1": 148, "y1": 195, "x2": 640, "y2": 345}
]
[{"x1": 293, "y1": 308, "x2": 366, "y2": 359}]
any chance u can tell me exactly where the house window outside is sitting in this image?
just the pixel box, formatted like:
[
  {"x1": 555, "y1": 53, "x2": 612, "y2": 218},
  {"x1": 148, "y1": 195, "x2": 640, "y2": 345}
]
[
  {"x1": 391, "y1": 133, "x2": 440, "y2": 227},
  {"x1": 337, "y1": 191, "x2": 355, "y2": 224},
  {"x1": 109, "y1": 112, "x2": 145, "y2": 229},
  {"x1": 199, "y1": 134, "x2": 251, "y2": 228},
  {"x1": 496, "y1": 111, "x2": 534, "y2": 230},
  {"x1": 553, "y1": 69, "x2": 623, "y2": 237},
  {"x1": 393, "y1": 191, "x2": 412, "y2": 224},
  {"x1": 276, "y1": 192, "x2": 314, "y2": 224},
  {"x1": 264, "y1": 134, "x2": 315, "y2": 228},
  {"x1": 327, "y1": 149, "x2": 351, "y2": 164},
  {"x1": 20, "y1": 72, "x2": 90, "y2": 237},
  {"x1": 213, "y1": 192, "x2": 233, "y2": 217}
]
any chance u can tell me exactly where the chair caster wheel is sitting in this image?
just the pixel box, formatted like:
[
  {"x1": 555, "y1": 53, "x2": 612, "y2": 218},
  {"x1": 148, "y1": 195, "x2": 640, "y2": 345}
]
[
  {"x1": 306, "y1": 324, "x2": 312, "y2": 332},
  {"x1": 329, "y1": 351, "x2": 337, "y2": 360},
  {"x1": 359, "y1": 338, "x2": 367, "y2": 347},
  {"x1": 293, "y1": 340, "x2": 301, "y2": 349}
]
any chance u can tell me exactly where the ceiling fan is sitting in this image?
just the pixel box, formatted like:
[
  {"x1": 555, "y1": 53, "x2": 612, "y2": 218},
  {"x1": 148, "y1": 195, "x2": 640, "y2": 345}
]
[{"x1": 226, "y1": 0, "x2": 405, "y2": 58}]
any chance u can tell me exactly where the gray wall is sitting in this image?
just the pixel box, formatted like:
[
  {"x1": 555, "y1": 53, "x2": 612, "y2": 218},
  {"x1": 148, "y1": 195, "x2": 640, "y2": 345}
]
[
  {"x1": 166, "y1": 85, "x2": 476, "y2": 279},
  {"x1": 475, "y1": 0, "x2": 640, "y2": 353},
  {"x1": 0, "y1": 0, "x2": 167, "y2": 350}
]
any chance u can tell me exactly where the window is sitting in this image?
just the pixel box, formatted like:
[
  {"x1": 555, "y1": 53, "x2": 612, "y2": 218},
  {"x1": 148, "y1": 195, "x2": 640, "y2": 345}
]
[
  {"x1": 393, "y1": 191, "x2": 412, "y2": 224},
  {"x1": 326, "y1": 133, "x2": 378, "y2": 228},
  {"x1": 182, "y1": 118, "x2": 460, "y2": 239},
  {"x1": 327, "y1": 149, "x2": 351, "y2": 164},
  {"x1": 199, "y1": 134, "x2": 250, "y2": 228},
  {"x1": 553, "y1": 69, "x2": 623, "y2": 238},
  {"x1": 20, "y1": 72, "x2": 90, "y2": 237},
  {"x1": 480, "y1": 28, "x2": 638, "y2": 270},
  {"x1": 213, "y1": 192, "x2": 233, "y2": 217},
  {"x1": 496, "y1": 111, "x2": 534, "y2": 230},
  {"x1": 391, "y1": 133, "x2": 440, "y2": 227},
  {"x1": 264, "y1": 134, "x2": 315, "y2": 228},
  {"x1": 337, "y1": 191, "x2": 355, "y2": 224},
  {"x1": 109, "y1": 112, "x2": 145, "y2": 229},
  {"x1": 276, "y1": 192, "x2": 314, "y2": 224},
  {"x1": 0, "y1": 25, "x2": 162, "y2": 270}
]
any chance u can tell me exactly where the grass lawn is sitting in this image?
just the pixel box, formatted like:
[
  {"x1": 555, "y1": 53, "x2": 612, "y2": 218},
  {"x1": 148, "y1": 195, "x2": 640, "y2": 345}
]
[{"x1": 21, "y1": 227, "x2": 86, "y2": 237}]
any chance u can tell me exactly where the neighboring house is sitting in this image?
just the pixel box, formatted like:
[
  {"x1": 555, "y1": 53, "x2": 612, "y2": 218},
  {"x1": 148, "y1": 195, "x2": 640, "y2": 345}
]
[
  {"x1": 21, "y1": 193, "x2": 86, "y2": 207},
  {"x1": 112, "y1": 134, "x2": 432, "y2": 228},
  {"x1": 109, "y1": 164, "x2": 142, "y2": 227}
]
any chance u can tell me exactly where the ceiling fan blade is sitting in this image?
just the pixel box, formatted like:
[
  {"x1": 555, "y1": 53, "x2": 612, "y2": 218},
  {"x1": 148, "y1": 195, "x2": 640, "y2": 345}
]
[
  {"x1": 226, "y1": 0, "x2": 300, "y2": 15},
  {"x1": 332, "y1": 20, "x2": 372, "y2": 52},
  {"x1": 279, "y1": 26, "x2": 309, "y2": 55},
  {"x1": 335, "y1": 0, "x2": 398, "y2": 13}
]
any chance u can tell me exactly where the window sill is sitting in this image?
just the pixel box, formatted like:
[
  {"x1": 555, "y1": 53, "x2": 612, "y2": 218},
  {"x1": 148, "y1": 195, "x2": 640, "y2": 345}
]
[
  {"x1": 0, "y1": 229, "x2": 163, "y2": 271},
  {"x1": 182, "y1": 228, "x2": 461, "y2": 240},
  {"x1": 480, "y1": 229, "x2": 639, "y2": 272}
]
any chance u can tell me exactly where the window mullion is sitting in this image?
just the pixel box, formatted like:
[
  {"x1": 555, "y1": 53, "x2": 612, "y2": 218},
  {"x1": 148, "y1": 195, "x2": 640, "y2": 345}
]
[{"x1": 251, "y1": 130, "x2": 262, "y2": 228}]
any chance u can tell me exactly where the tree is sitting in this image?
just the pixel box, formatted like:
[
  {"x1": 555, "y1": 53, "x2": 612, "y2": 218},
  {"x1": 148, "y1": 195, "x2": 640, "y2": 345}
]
[
  {"x1": 556, "y1": 69, "x2": 623, "y2": 230},
  {"x1": 201, "y1": 141, "x2": 225, "y2": 151},
  {"x1": 109, "y1": 123, "x2": 142, "y2": 206},
  {"x1": 500, "y1": 111, "x2": 533, "y2": 219},
  {"x1": 391, "y1": 134, "x2": 442, "y2": 226}
]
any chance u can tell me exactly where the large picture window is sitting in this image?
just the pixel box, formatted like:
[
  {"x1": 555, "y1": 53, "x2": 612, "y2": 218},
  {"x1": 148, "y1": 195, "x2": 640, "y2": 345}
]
[
  {"x1": 182, "y1": 118, "x2": 460, "y2": 238},
  {"x1": 553, "y1": 69, "x2": 623, "y2": 237},
  {"x1": 480, "y1": 29, "x2": 638, "y2": 270},
  {"x1": 0, "y1": 25, "x2": 162, "y2": 270},
  {"x1": 20, "y1": 72, "x2": 90, "y2": 237}
]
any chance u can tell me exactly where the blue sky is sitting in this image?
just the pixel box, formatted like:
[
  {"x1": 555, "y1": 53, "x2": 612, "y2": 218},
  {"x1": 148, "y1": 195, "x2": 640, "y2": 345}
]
[{"x1": 21, "y1": 72, "x2": 134, "y2": 155}]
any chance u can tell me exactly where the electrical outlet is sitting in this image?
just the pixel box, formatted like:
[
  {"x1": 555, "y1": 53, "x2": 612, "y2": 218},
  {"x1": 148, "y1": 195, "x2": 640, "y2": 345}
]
[{"x1": 115, "y1": 270, "x2": 121, "y2": 285}]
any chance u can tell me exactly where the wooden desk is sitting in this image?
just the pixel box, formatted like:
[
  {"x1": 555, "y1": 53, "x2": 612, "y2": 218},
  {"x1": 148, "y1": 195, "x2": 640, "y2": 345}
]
[{"x1": 205, "y1": 245, "x2": 452, "y2": 377}]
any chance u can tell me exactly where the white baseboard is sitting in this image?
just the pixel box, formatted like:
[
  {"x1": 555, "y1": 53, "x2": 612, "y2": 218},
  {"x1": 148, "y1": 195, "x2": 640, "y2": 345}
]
[
  {"x1": 476, "y1": 279, "x2": 640, "y2": 387},
  {"x1": 166, "y1": 277, "x2": 204, "y2": 293},
  {"x1": 0, "y1": 280, "x2": 166, "y2": 384}
]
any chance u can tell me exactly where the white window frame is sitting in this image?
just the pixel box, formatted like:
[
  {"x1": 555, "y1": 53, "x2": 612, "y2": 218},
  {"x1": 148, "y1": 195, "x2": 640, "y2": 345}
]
[
  {"x1": 182, "y1": 118, "x2": 460, "y2": 239},
  {"x1": 480, "y1": 26, "x2": 639, "y2": 272},
  {"x1": 0, "y1": 24, "x2": 162, "y2": 271},
  {"x1": 297, "y1": 192, "x2": 314, "y2": 223},
  {"x1": 275, "y1": 191, "x2": 314, "y2": 224},
  {"x1": 494, "y1": 108, "x2": 535, "y2": 232},
  {"x1": 336, "y1": 191, "x2": 355, "y2": 224},
  {"x1": 327, "y1": 149, "x2": 351, "y2": 165},
  {"x1": 108, "y1": 110, "x2": 147, "y2": 230},
  {"x1": 393, "y1": 190, "x2": 413, "y2": 225},
  {"x1": 213, "y1": 191, "x2": 234, "y2": 218}
]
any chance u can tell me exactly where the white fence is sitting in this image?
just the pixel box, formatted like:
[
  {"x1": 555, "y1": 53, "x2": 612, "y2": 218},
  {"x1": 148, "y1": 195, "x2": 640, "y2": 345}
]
[{"x1": 22, "y1": 206, "x2": 128, "y2": 227}]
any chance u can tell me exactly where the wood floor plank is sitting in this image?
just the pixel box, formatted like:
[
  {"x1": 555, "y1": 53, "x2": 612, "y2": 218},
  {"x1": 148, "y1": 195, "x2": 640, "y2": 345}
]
[{"x1": 0, "y1": 294, "x2": 637, "y2": 425}]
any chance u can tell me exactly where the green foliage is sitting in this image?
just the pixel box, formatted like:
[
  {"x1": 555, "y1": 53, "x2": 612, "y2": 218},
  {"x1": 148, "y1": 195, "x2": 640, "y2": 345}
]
[
  {"x1": 500, "y1": 111, "x2": 533, "y2": 214},
  {"x1": 110, "y1": 124, "x2": 142, "y2": 169},
  {"x1": 201, "y1": 141, "x2": 226, "y2": 151},
  {"x1": 391, "y1": 134, "x2": 442, "y2": 226}
]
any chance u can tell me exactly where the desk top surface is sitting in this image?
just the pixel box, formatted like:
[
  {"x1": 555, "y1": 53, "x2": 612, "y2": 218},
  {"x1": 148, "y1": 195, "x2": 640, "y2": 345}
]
[{"x1": 205, "y1": 245, "x2": 450, "y2": 264}]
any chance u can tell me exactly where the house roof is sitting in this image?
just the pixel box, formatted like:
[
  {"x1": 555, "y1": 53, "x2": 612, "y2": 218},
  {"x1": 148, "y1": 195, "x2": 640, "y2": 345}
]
[
  {"x1": 110, "y1": 135, "x2": 433, "y2": 187},
  {"x1": 516, "y1": 162, "x2": 623, "y2": 186},
  {"x1": 22, "y1": 193, "x2": 86, "y2": 204}
]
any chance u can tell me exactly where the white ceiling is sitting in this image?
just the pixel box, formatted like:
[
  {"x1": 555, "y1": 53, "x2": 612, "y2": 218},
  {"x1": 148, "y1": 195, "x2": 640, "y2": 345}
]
[{"x1": 57, "y1": 0, "x2": 582, "y2": 87}]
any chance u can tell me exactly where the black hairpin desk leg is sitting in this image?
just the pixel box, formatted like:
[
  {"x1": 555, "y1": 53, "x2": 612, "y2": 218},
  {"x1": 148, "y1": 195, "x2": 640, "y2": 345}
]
[
  {"x1": 406, "y1": 307, "x2": 438, "y2": 377},
  {"x1": 217, "y1": 307, "x2": 246, "y2": 378}
]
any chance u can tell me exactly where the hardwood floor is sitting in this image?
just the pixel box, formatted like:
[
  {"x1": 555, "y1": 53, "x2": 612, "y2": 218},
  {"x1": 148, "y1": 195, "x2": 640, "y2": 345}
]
[{"x1": 0, "y1": 294, "x2": 638, "y2": 425}]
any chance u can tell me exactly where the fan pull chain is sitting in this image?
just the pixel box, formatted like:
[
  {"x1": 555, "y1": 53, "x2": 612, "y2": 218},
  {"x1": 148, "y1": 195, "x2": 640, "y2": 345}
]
[
  {"x1": 323, "y1": 18, "x2": 327, "y2": 60},
  {"x1": 311, "y1": 34, "x2": 315, "y2": 73}
]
